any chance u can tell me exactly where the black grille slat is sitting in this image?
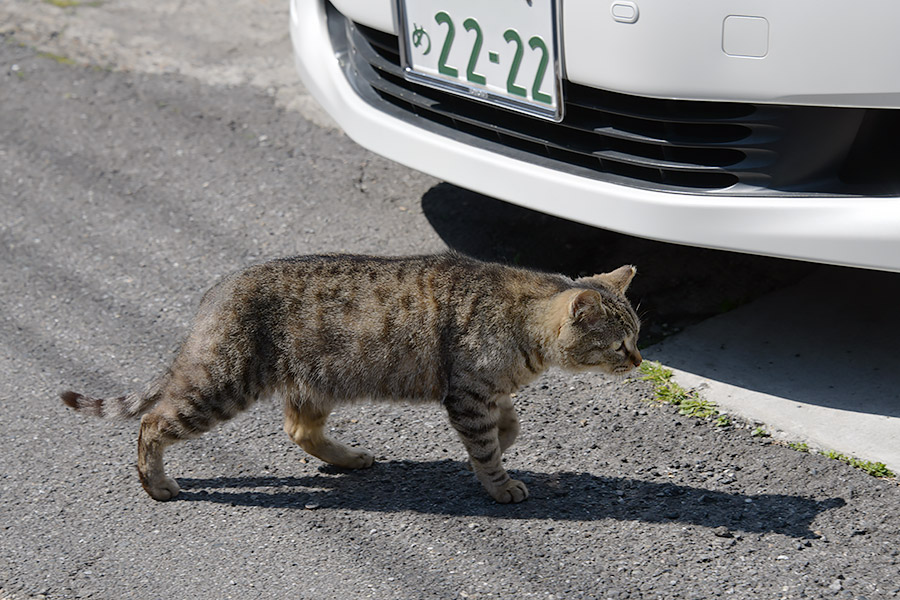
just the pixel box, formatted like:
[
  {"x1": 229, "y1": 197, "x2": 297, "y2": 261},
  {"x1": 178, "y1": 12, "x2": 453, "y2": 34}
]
[
  {"x1": 596, "y1": 150, "x2": 752, "y2": 173},
  {"x1": 356, "y1": 23, "x2": 401, "y2": 64},
  {"x1": 589, "y1": 124, "x2": 755, "y2": 149},
  {"x1": 330, "y1": 5, "x2": 894, "y2": 196},
  {"x1": 566, "y1": 87, "x2": 756, "y2": 124}
]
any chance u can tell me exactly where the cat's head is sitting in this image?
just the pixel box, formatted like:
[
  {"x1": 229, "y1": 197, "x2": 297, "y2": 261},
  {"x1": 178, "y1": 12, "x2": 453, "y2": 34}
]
[{"x1": 549, "y1": 265, "x2": 642, "y2": 376}]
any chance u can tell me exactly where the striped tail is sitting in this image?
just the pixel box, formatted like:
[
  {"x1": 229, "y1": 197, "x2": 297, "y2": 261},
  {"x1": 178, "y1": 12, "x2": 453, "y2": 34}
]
[{"x1": 60, "y1": 378, "x2": 164, "y2": 420}]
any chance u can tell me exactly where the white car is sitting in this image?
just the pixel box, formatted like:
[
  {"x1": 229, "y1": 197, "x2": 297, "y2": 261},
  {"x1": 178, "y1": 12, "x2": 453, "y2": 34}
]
[{"x1": 291, "y1": 0, "x2": 900, "y2": 272}]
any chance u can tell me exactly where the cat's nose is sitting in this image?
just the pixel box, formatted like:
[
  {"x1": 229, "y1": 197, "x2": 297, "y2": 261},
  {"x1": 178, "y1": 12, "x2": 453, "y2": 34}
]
[{"x1": 630, "y1": 351, "x2": 642, "y2": 368}]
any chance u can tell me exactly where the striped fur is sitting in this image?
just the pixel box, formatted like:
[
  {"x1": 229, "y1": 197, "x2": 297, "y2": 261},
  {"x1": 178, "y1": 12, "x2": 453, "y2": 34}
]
[{"x1": 61, "y1": 252, "x2": 641, "y2": 503}]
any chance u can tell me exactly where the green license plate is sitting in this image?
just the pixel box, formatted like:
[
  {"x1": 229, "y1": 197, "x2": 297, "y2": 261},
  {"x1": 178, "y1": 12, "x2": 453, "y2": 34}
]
[{"x1": 398, "y1": 0, "x2": 563, "y2": 121}]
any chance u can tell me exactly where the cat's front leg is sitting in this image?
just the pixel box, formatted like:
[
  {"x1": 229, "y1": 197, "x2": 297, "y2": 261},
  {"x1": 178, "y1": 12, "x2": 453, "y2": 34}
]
[{"x1": 444, "y1": 390, "x2": 529, "y2": 503}]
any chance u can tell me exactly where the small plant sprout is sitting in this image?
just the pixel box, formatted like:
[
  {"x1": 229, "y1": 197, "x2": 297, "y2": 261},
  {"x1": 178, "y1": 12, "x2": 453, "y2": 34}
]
[
  {"x1": 638, "y1": 361, "x2": 719, "y2": 419},
  {"x1": 678, "y1": 398, "x2": 718, "y2": 419},
  {"x1": 638, "y1": 361, "x2": 674, "y2": 386},
  {"x1": 823, "y1": 450, "x2": 895, "y2": 478}
]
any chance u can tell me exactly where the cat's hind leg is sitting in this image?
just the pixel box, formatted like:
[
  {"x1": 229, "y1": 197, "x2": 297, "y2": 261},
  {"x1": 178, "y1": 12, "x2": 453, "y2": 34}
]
[
  {"x1": 496, "y1": 394, "x2": 520, "y2": 454},
  {"x1": 137, "y1": 374, "x2": 253, "y2": 500},
  {"x1": 283, "y1": 395, "x2": 374, "y2": 469},
  {"x1": 137, "y1": 410, "x2": 183, "y2": 501}
]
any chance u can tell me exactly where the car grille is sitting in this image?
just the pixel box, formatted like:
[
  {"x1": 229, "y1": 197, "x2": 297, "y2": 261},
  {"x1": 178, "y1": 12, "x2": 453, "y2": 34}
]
[{"x1": 327, "y1": 2, "x2": 899, "y2": 196}]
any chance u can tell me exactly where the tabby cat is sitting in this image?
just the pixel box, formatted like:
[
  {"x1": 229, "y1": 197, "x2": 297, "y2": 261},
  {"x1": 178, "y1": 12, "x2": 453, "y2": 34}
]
[{"x1": 62, "y1": 252, "x2": 642, "y2": 503}]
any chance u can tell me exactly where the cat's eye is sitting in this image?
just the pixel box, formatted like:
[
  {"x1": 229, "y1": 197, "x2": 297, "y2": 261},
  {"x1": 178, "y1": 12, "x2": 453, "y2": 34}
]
[{"x1": 614, "y1": 341, "x2": 626, "y2": 354}]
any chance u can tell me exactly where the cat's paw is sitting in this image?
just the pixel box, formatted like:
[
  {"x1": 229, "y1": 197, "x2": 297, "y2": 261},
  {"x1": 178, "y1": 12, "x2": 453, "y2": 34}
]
[
  {"x1": 346, "y1": 448, "x2": 375, "y2": 469},
  {"x1": 143, "y1": 476, "x2": 181, "y2": 501},
  {"x1": 325, "y1": 446, "x2": 375, "y2": 470},
  {"x1": 489, "y1": 479, "x2": 529, "y2": 504}
]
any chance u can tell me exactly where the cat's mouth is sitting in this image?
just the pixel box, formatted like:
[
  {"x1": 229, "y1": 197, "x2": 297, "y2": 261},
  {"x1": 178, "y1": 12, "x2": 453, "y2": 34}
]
[
  {"x1": 576, "y1": 362, "x2": 637, "y2": 377},
  {"x1": 611, "y1": 364, "x2": 638, "y2": 376}
]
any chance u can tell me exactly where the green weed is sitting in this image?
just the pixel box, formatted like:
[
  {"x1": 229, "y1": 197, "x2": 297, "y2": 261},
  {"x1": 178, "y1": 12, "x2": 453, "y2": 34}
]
[
  {"x1": 42, "y1": 0, "x2": 104, "y2": 7},
  {"x1": 654, "y1": 382, "x2": 689, "y2": 405},
  {"x1": 638, "y1": 361, "x2": 673, "y2": 386},
  {"x1": 823, "y1": 450, "x2": 894, "y2": 478},
  {"x1": 37, "y1": 51, "x2": 76, "y2": 66},
  {"x1": 639, "y1": 361, "x2": 718, "y2": 418},
  {"x1": 678, "y1": 398, "x2": 718, "y2": 419}
]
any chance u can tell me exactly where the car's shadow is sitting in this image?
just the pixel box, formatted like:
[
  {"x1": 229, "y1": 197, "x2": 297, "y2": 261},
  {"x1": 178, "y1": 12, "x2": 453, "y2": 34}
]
[
  {"x1": 175, "y1": 459, "x2": 843, "y2": 539},
  {"x1": 420, "y1": 184, "x2": 900, "y2": 423},
  {"x1": 419, "y1": 183, "x2": 815, "y2": 344}
]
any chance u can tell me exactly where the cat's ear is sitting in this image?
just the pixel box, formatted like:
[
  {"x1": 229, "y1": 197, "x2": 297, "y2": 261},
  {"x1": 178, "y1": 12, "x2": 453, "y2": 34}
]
[
  {"x1": 581, "y1": 265, "x2": 637, "y2": 294},
  {"x1": 569, "y1": 289, "x2": 607, "y2": 325}
]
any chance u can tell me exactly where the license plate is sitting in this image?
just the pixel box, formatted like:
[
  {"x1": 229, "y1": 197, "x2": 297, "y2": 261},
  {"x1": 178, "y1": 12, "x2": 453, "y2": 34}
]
[{"x1": 397, "y1": 0, "x2": 562, "y2": 121}]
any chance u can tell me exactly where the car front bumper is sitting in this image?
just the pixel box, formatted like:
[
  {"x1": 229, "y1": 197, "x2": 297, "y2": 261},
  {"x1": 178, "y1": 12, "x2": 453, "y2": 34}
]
[{"x1": 291, "y1": 0, "x2": 900, "y2": 271}]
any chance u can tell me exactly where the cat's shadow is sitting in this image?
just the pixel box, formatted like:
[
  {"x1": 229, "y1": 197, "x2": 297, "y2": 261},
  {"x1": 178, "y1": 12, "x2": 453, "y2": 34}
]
[{"x1": 175, "y1": 459, "x2": 842, "y2": 539}]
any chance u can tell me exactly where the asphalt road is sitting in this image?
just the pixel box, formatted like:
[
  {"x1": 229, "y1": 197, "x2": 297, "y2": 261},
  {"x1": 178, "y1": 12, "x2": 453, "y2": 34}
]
[{"x1": 2, "y1": 24, "x2": 900, "y2": 600}]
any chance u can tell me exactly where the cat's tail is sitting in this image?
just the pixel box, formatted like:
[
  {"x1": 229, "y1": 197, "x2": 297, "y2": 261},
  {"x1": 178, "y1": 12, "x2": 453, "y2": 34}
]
[{"x1": 60, "y1": 377, "x2": 165, "y2": 420}]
